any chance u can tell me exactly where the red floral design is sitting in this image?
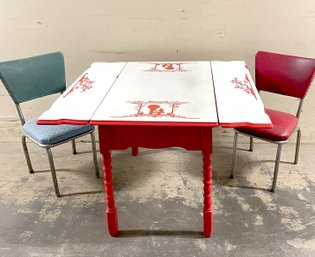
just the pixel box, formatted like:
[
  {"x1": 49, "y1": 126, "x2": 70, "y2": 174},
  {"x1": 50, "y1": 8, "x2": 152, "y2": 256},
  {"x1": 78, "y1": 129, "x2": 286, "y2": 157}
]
[
  {"x1": 63, "y1": 73, "x2": 94, "y2": 98},
  {"x1": 231, "y1": 74, "x2": 257, "y2": 100}
]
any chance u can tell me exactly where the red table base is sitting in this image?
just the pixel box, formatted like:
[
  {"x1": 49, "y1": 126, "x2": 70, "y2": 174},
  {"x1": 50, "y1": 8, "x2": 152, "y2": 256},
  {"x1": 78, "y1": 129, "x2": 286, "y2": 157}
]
[{"x1": 98, "y1": 125, "x2": 213, "y2": 237}]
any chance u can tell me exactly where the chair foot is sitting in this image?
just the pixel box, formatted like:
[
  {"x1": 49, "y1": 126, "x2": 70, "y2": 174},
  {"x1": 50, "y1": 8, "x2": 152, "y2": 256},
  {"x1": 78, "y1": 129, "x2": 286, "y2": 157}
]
[
  {"x1": 72, "y1": 139, "x2": 77, "y2": 155},
  {"x1": 229, "y1": 174, "x2": 234, "y2": 179},
  {"x1": 21, "y1": 135, "x2": 35, "y2": 173},
  {"x1": 230, "y1": 132, "x2": 238, "y2": 178},
  {"x1": 294, "y1": 128, "x2": 301, "y2": 165},
  {"x1": 249, "y1": 137, "x2": 253, "y2": 152},
  {"x1": 271, "y1": 144, "x2": 282, "y2": 193}
]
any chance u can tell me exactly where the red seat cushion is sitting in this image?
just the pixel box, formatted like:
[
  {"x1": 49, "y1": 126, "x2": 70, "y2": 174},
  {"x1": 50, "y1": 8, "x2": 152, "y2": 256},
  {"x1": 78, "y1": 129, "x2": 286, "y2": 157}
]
[{"x1": 236, "y1": 108, "x2": 299, "y2": 141}]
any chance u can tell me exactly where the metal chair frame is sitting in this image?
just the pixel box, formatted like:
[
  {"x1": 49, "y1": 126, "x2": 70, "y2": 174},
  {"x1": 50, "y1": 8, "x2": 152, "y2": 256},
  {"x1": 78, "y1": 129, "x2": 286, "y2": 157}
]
[
  {"x1": 15, "y1": 102, "x2": 99, "y2": 197},
  {"x1": 230, "y1": 90, "x2": 305, "y2": 192}
]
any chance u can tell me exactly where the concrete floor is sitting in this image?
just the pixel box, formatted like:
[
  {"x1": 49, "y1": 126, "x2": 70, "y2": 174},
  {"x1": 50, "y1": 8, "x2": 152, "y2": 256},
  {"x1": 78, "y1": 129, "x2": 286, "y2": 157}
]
[{"x1": 0, "y1": 128, "x2": 315, "y2": 257}]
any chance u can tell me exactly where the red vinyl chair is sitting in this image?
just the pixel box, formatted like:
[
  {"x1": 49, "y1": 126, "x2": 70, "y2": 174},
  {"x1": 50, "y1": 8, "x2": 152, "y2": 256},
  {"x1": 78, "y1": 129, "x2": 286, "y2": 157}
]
[{"x1": 230, "y1": 51, "x2": 315, "y2": 192}]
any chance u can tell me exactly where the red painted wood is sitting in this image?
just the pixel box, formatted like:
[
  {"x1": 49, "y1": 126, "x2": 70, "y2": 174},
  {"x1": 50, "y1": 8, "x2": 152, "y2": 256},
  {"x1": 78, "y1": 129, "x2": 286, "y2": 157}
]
[
  {"x1": 220, "y1": 122, "x2": 273, "y2": 129},
  {"x1": 132, "y1": 147, "x2": 139, "y2": 156},
  {"x1": 37, "y1": 119, "x2": 89, "y2": 125},
  {"x1": 98, "y1": 125, "x2": 213, "y2": 237},
  {"x1": 100, "y1": 126, "x2": 205, "y2": 151},
  {"x1": 38, "y1": 119, "x2": 218, "y2": 127},
  {"x1": 99, "y1": 128, "x2": 119, "y2": 237},
  {"x1": 201, "y1": 128, "x2": 213, "y2": 237},
  {"x1": 202, "y1": 152, "x2": 213, "y2": 237}
]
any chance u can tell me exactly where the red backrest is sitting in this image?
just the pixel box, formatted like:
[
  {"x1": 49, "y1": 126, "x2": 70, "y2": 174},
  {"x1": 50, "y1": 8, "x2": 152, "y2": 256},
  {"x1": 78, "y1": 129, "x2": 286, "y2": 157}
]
[{"x1": 255, "y1": 51, "x2": 315, "y2": 99}]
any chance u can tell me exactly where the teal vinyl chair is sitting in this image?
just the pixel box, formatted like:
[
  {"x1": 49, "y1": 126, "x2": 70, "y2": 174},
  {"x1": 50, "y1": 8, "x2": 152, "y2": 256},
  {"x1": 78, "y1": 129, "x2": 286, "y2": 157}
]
[{"x1": 0, "y1": 52, "x2": 99, "y2": 197}]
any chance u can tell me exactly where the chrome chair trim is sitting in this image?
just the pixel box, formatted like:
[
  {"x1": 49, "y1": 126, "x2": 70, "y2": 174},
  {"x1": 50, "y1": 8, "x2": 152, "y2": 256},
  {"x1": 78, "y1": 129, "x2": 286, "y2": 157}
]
[
  {"x1": 72, "y1": 139, "x2": 77, "y2": 155},
  {"x1": 46, "y1": 148, "x2": 61, "y2": 197},
  {"x1": 230, "y1": 127, "x2": 301, "y2": 192},
  {"x1": 21, "y1": 135, "x2": 34, "y2": 174},
  {"x1": 22, "y1": 128, "x2": 100, "y2": 197}
]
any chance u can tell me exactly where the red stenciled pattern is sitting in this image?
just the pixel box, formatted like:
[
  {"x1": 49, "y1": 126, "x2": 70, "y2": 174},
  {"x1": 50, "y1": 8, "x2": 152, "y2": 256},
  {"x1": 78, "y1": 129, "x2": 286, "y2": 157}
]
[
  {"x1": 145, "y1": 63, "x2": 188, "y2": 72},
  {"x1": 112, "y1": 100, "x2": 199, "y2": 120},
  {"x1": 63, "y1": 73, "x2": 94, "y2": 98},
  {"x1": 231, "y1": 73, "x2": 257, "y2": 100}
]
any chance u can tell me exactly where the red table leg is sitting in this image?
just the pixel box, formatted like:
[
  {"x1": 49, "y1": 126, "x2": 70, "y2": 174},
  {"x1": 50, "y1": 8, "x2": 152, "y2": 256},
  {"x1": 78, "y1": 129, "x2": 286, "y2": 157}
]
[
  {"x1": 99, "y1": 125, "x2": 214, "y2": 237},
  {"x1": 202, "y1": 151, "x2": 213, "y2": 237},
  {"x1": 103, "y1": 150, "x2": 119, "y2": 236},
  {"x1": 132, "y1": 147, "x2": 139, "y2": 156}
]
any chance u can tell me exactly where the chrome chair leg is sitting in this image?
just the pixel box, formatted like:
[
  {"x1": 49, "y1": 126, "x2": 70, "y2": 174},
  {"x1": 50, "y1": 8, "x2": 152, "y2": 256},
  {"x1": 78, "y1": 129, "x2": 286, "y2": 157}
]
[
  {"x1": 249, "y1": 137, "x2": 253, "y2": 152},
  {"x1": 21, "y1": 135, "x2": 34, "y2": 173},
  {"x1": 230, "y1": 131, "x2": 239, "y2": 178},
  {"x1": 271, "y1": 144, "x2": 283, "y2": 193},
  {"x1": 90, "y1": 131, "x2": 100, "y2": 178},
  {"x1": 46, "y1": 148, "x2": 61, "y2": 197},
  {"x1": 294, "y1": 128, "x2": 301, "y2": 165},
  {"x1": 72, "y1": 139, "x2": 77, "y2": 155}
]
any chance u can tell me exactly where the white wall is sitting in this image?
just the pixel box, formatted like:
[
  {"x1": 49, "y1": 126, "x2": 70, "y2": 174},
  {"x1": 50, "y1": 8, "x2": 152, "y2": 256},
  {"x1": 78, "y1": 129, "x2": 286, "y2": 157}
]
[{"x1": 1, "y1": 0, "x2": 314, "y2": 142}]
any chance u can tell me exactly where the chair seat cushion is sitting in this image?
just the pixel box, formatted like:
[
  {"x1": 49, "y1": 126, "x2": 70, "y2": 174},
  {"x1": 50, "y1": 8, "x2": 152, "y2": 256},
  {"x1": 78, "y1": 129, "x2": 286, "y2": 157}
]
[
  {"x1": 236, "y1": 109, "x2": 299, "y2": 142},
  {"x1": 23, "y1": 119, "x2": 93, "y2": 145}
]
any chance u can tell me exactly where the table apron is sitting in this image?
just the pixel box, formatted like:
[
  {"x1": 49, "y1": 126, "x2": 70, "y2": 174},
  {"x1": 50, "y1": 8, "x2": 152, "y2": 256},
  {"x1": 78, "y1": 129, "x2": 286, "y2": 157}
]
[{"x1": 98, "y1": 125, "x2": 212, "y2": 152}]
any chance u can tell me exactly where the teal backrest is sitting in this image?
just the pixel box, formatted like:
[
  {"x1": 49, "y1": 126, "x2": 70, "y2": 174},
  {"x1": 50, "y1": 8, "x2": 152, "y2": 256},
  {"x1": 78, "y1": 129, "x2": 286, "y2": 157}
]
[{"x1": 0, "y1": 52, "x2": 66, "y2": 104}]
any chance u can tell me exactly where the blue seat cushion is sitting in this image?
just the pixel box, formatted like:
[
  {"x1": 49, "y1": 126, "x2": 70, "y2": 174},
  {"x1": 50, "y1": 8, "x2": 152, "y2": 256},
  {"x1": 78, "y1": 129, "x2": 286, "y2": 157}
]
[{"x1": 23, "y1": 119, "x2": 93, "y2": 145}]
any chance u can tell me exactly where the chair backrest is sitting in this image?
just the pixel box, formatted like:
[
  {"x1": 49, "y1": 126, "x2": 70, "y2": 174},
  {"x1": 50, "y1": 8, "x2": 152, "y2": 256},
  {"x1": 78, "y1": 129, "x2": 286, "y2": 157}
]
[
  {"x1": 255, "y1": 51, "x2": 315, "y2": 99},
  {"x1": 0, "y1": 52, "x2": 66, "y2": 104}
]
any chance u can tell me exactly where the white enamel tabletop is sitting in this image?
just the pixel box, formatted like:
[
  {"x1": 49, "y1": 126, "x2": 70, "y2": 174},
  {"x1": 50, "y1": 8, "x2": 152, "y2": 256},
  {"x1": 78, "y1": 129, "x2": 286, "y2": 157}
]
[
  {"x1": 90, "y1": 61, "x2": 218, "y2": 126},
  {"x1": 37, "y1": 61, "x2": 272, "y2": 128},
  {"x1": 211, "y1": 61, "x2": 272, "y2": 128},
  {"x1": 38, "y1": 62, "x2": 126, "y2": 124}
]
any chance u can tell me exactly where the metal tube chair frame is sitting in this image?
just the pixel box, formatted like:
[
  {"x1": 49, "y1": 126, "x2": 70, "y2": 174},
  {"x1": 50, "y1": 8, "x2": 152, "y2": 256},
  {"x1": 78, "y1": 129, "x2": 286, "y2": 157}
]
[
  {"x1": 231, "y1": 127, "x2": 301, "y2": 193},
  {"x1": 230, "y1": 51, "x2": 315, "y2": 192},
  {"x1": 0, "y1": 52, "x2": 99, "y2": 197}
]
